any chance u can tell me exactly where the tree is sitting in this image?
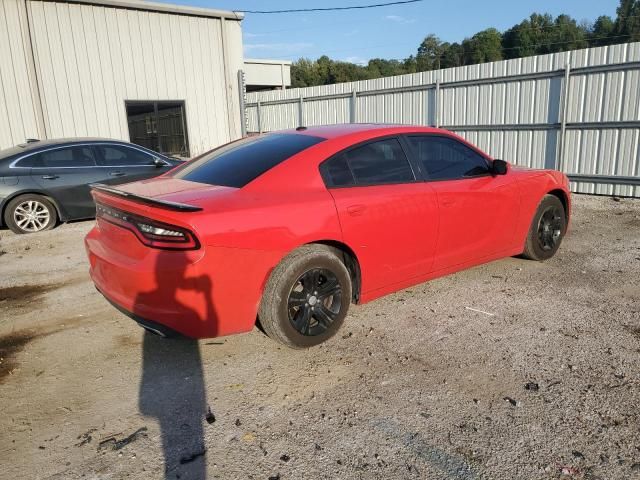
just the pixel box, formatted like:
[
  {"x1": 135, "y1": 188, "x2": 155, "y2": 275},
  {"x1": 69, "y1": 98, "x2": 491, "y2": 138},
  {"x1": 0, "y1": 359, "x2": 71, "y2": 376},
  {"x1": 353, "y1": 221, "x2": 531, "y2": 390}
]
[
  {"x1": 590, "y1": 15, "x2": 616, "y2": 46},
  {"x1": 440, "y1": 42, "x2": 464, "y2": 68},
  {"x1": 328, "y1": 60, "x2": 371, "y2": 84},
  {"x1": 548, "y1": 14, "x2": 588, "y2": 52},
  {"x1": 502, "y1": 13, "x2": 555, "y2": 59},
  {"x1": 367, "y1": 58, "x2": 407, "y2": 77},
  {"x1": 402, "y1": 55, "x2": 418, "y2": 74},
  {"x1": 615, "y1": 0, "x2": 640, "y2": 42},
  {"x1": 462, "y1": 28, "x2": 503, "y2": 64},
  {"x1": 416, "y1": 34, "x2": 444, "y2": 71},
  {"x1": 291, "y1": 58, "x2": 321, "y2": 88},
  {"x1": 316, "y1": 55, "x2": 332, "y2": 84}
]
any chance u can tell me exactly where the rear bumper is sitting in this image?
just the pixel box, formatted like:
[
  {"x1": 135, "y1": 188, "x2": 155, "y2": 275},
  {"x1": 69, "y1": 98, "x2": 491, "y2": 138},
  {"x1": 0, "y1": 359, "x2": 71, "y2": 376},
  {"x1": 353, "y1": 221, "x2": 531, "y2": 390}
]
[
  {"x1": 99, "y1": 289, "x2": 183, "y2": 338},
  {"x1": 85, "y1": 219, "x2": 282, "y2": 339}
]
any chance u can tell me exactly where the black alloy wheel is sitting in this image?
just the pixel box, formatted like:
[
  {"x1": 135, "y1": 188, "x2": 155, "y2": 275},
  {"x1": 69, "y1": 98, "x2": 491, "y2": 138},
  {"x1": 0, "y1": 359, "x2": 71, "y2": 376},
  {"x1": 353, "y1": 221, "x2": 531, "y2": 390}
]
[
  {"x1": 258, "y1": 244, "x2": 352, "y2": 348},
  {"x1": 537, "y1": 205, "x2": 564, "y2": 251},
  {"x1": 287, "y1": 268, "x2": 343, "y2": 336},
  {"x1": 522, "y1": 194, "x2": 566, "y2": 261}
]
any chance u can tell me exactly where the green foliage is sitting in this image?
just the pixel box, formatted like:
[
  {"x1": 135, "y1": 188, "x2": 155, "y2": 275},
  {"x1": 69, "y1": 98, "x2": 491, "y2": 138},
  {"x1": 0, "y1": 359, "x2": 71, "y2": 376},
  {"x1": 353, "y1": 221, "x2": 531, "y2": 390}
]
[
  {"x1": 591, "y1": 15, "x2": 616, "y2": 46},
  {"x1": 290, "y1": 0, "x2": 638, "y2": 87},
  {"x1": 615, "y1": 0, "x2": 640, "y2": 41},
  {"x1": 417, "y1": 34, "x2": 444, "y2": 70},
  {"x1": 291, "y1": 54, "x2": 417, "y2": 88},
  {"x1": 462, "y1": 28, "x2": 503, "y2": 64}
]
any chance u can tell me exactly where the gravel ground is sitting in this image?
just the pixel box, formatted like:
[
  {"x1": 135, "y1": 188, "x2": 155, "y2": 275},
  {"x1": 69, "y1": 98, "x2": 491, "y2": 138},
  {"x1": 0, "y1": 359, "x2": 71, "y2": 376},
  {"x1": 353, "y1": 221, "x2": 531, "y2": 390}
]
[{"x1": 0, "y1": 194, "x2": 639, "y2": 480}]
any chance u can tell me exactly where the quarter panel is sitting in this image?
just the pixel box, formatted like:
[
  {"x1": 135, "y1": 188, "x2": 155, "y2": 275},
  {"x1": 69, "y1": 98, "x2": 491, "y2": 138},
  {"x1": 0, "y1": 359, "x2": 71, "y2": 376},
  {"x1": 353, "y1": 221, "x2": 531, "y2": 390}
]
[{"x1": 193, "y1": 189, "x2": 344, "y2": 253}]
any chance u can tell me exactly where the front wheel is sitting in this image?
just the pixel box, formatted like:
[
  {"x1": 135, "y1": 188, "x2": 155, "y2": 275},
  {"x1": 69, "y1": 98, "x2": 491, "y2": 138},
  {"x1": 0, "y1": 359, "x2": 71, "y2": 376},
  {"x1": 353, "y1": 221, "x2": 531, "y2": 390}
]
[
  {"x1": 259, "y1": 245, "x2": 352, "y2": 348},
  {"x1": 522, "y1": 194, "x2": 566, "y2": 261},
  {"x1": 4, "y1": 194, "x2": 58, "y2": 234}
]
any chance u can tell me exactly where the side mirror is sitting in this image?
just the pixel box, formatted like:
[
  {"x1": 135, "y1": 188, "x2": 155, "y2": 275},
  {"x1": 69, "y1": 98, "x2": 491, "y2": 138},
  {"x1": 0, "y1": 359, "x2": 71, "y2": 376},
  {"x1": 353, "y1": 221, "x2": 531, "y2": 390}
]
[
  {"x1": 153, "y1": 157, "x2": 166, "y2": 168},
  {"x1": 491, "y1": 159, "x2": 508, "y2": 175}
]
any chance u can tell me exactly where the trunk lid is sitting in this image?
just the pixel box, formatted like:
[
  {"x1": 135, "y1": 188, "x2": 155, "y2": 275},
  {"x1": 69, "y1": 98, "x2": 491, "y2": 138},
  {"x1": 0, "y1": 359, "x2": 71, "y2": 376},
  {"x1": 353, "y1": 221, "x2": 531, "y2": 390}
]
[{"x1": 108, "y1": 177, "x2": 237, "y2": 206}]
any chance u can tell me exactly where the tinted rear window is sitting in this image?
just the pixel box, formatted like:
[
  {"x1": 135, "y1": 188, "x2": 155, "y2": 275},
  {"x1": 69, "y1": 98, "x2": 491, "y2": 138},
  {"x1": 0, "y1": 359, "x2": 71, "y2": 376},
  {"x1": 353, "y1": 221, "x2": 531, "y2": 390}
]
[{"x1": 172, "y1": 133, "x2": 326, "y2": 188}]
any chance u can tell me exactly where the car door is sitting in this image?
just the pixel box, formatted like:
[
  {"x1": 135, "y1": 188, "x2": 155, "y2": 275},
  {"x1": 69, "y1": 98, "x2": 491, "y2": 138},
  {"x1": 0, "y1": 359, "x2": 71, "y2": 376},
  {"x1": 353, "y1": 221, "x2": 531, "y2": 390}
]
[
  {"x1": 404, "y1": 134, "x2": 520, "y2": 271},
  {"x1": 30, "y1": 145, "x2": 105, "y2": 219},
  {"x1": 94, "y1": 144, "x2": 172, "y2": 185},
  {"x1": 320, "y1": 137, "x2": 439, "y2": 294}
]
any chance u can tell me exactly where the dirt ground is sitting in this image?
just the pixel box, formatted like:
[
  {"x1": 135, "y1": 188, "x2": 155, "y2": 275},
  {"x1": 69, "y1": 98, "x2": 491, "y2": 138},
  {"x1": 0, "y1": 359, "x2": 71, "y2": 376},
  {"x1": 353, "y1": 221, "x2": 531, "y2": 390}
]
[{"x1": 0, "y1": 194, "x2": 639, "y2": 480}]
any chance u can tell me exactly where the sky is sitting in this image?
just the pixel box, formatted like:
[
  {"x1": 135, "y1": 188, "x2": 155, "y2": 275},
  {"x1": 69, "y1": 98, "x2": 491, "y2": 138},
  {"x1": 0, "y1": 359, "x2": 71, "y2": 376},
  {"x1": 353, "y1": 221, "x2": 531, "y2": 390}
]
[{"x1": 156, "y1": 0, "x2": 620, "y2": 64}]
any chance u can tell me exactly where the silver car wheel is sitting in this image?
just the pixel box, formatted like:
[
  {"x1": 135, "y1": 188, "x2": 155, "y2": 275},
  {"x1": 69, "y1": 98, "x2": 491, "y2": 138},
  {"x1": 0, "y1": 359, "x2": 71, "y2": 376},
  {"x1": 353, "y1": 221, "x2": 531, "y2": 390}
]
[{"x1": 13, "y1": 200, "x2": 51, "y2": 232}]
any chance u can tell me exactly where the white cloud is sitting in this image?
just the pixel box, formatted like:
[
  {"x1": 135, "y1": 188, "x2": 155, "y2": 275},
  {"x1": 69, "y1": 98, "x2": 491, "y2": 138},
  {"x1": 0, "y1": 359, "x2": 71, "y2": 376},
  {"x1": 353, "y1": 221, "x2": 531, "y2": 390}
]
[
  {"x1": 244, "y1": 42, "x2": 313, "y2": 55},
  {"x1": 244, "y1": 32, "x2": 267, "y2": 39},
  {"x1": 385, "y1": 15, "x2": 415, "y2": 24},
  {"x1": 343, "y1": 56, "x2": 367, "y2": 66}
]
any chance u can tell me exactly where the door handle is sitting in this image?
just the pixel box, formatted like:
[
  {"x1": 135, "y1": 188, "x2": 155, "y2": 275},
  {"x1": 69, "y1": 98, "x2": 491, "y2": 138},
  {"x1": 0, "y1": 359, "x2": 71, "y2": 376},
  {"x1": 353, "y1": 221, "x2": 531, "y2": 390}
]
[
  {"x1": 441, "y1": 199, "x2": 456, "y2": 207},
  {"x1": 41, "y1": 175, "x2": 59, "y2": 180},
  {"x1": 347, "y1": 204, "x2": 366, "y2": 216},
  {"x1": 109, "y1": 171, "x2": 126, "y2": 177}
]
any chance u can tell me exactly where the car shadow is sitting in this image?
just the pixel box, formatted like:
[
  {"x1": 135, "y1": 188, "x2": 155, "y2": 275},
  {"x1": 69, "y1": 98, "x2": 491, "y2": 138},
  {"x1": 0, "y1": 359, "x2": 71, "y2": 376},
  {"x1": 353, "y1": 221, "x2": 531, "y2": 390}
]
[{"x1": 135, "y1": 251, "x2": 217, "y2": 479}]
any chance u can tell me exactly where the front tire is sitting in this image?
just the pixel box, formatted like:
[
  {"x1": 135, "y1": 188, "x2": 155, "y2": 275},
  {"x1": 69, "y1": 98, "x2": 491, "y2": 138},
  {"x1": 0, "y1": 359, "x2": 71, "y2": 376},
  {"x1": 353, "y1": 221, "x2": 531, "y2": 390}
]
[
  {"x1": 4, "y1": 194, "x2": 58, "y2": 234},
  {"x1": 259, "y1": 245, "x2": 352, "y2": 349},
  {"x1": 522, "y1": 194, "x2": 566, "y2": 261}
]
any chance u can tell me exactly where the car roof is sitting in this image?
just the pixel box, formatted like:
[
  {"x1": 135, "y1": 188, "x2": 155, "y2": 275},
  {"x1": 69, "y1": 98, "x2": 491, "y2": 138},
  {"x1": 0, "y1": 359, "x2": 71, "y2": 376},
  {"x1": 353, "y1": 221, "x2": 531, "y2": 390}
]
[
  {"x1": 0, "y1": 137, "x2": 144, "y2": 161},
  {"x1": 277, "y1": 123, "x2": 445, "y2": 140}
]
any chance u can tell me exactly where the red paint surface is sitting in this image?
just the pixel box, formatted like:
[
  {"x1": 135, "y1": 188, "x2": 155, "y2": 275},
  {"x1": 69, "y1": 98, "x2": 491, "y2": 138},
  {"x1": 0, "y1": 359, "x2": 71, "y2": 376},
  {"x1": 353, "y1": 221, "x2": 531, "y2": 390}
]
[{"x1": 85, "y1": 125, "x2": 571, "y2": 339}]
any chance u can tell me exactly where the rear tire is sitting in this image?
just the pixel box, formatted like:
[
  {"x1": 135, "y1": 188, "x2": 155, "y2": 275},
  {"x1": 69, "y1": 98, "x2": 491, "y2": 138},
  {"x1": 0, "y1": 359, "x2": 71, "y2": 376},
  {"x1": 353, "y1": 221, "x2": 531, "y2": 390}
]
[
  {"x1": 259, "y1": 245, "x2": 352, "y2": 349},
  {"x1": 4, "y1": 194, "x2": 58, "y2": 234},
  {"x1": 522, "y1": 194, "x2": 566, "y2": 261}
]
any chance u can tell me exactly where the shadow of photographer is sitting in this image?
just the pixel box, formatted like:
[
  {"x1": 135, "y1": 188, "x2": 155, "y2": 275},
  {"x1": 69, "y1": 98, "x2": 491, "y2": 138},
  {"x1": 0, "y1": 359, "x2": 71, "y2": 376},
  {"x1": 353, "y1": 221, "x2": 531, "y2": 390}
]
[{"x1": 136, "y1": 251, "x2": 216, "y2": 479}]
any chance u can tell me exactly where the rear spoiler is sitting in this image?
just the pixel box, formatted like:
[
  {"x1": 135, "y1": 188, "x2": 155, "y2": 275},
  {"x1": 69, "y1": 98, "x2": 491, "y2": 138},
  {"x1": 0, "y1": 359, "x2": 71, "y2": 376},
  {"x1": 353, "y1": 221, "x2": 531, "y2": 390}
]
[{"x1": 89, "y1": 183, "x2": 203, "y2": 212}]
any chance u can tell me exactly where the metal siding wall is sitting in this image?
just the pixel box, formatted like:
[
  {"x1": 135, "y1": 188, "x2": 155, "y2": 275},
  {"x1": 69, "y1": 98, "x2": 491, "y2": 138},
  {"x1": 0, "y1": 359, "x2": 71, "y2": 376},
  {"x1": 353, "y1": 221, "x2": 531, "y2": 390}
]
[
  {"x1": 246, "y1": 43, "x2": 640, "y2": 197},
  {"x1": 0, "y1": 0, "x2": 42, "y2": 147},
  {"x1": 1, "y1": 1, "x2": 242, "y2": 156},
  {"x1": 308, "y1": 98, "x2": 350, "y2": 125},
  {"x1": 222, "y1": 19, "x2": 245, "y2": 141}
]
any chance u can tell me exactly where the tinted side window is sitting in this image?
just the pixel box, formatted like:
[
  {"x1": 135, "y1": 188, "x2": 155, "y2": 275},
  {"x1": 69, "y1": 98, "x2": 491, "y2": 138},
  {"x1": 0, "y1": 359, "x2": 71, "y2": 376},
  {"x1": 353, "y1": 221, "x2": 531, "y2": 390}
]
[
  {"x1": 172, "y1": 133, "x2": 326, "y2": 188},
  {"x1": 320, "y1": 154, "x2": 355, "y2": 187},
  {"x1": 27, "y1": 146, "x2": 96, "y2": 168},
  {"x1": 15, "y1": 155, "x2": 43, "y2": 168},
  {"x1": 344, "y1": 138, "x2": 414, "y2": 185},
  {"x1": 407, "y1": 136, "x2": 489, "y2": 180},
  {"x1": 96, "y1": 145, "x2": 155, "y2": 167}
]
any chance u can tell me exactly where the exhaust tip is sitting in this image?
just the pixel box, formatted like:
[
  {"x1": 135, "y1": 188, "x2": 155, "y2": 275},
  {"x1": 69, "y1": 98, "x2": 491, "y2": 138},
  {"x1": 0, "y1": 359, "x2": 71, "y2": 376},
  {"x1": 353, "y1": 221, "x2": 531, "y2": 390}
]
[{"x1": 140, "y1": 324, "x2": 168, "y2": 338}]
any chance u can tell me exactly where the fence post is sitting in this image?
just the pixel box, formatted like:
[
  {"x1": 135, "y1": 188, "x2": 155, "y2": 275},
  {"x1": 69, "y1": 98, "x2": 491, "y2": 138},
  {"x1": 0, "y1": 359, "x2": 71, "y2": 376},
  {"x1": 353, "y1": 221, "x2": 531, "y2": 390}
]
[
  {"x1": 237, "y1": 70, "x2": 247, "y2": 137},
  {"x1": 350, "y1": 90, "x2": 357, "y2": 123},
  {"x1": 298, "y1": 96, "x2": 304, "y2": 127},
  {"x1": 434, "y1": 78, "x2": 441, "y2": 128},
  {"x1": 257, "y1": 100, "x2": 263, "y2": 134},
  {"x1": 557, "y1": 63, "x2": 571, "y2": 171}
]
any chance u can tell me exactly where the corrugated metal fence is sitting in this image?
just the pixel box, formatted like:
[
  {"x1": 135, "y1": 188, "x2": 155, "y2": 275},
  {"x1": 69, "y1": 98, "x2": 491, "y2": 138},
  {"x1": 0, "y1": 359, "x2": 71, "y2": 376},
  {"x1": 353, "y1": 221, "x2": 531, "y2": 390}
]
[{"x1": 244, "y1": 42, "x2": 640, "y2": 197}]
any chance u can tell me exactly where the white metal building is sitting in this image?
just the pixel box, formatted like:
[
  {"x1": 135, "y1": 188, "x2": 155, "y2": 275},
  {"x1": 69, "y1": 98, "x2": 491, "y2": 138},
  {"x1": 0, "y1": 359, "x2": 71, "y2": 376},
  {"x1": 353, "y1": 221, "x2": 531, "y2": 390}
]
[
  {"x1": 243, "y1": 58, "x2": 291, "y2": 92},
  {"x1": 0, "y1": 0, "x2": 245, "y2": 157}
]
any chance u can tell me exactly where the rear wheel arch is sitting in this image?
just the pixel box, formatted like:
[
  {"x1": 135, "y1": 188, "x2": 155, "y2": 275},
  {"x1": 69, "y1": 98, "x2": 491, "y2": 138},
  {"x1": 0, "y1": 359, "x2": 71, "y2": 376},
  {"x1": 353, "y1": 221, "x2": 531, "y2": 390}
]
[
  {"x1": 306, "y1": 240, "x2": 362, "y2": 304},
  {"x1": 257, "y1": 240, "x2": 362, "y2": 312}
]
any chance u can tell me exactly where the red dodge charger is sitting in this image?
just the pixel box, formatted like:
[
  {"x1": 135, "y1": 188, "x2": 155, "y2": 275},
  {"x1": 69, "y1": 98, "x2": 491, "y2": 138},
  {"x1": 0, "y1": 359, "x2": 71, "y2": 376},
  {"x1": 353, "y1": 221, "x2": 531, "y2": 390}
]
[{"x1": 85, "y1": 124, "x2": 570, "y2": 348}]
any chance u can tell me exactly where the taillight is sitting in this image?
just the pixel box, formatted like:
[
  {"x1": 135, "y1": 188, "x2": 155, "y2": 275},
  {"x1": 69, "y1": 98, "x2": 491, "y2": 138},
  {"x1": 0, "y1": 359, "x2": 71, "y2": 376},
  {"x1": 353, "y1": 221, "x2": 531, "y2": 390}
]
[{"x1": 96, "y1": 202, "x2": 200, "y2": 250}]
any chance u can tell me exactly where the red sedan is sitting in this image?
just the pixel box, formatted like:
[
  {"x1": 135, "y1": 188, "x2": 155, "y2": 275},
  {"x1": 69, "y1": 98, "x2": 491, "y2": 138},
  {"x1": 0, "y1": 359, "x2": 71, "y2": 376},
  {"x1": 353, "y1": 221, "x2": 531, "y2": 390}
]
[{"x1": 85, "y1": 124, "x2": 570, "y2": 348}]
